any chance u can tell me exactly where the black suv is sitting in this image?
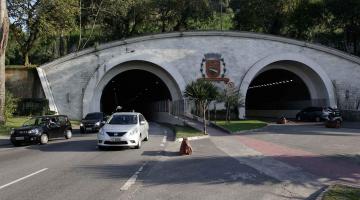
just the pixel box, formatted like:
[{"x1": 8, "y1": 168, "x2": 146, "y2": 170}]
[
  {"x1": 296, "y1": 107, "x2": 342, "y2": 122},
  {"x1": 10, "y1": 115, "x2": 72, "y2": 146},
  {"x1": 80, "y1": 112, "x2": 105, "y2": 133}
]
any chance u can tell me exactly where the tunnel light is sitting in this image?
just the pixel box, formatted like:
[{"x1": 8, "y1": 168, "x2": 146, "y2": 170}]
[{"x1": 249, "y1": 79, "x2": 294, "y2": 90}]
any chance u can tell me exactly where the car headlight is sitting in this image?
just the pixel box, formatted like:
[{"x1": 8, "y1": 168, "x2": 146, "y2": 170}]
[
  {"x1": 80, "y1": 123, "x2": 84, "y2": 127},
  {"x1": 129, "y1": 128, "x2": 138, "y2": 135},
  {"x1": 29, "y1": 129, "x2": 41, "y2": 135},
  {"x1": 99, "y1": 128, "x2": 105, "y2": 136},
  {"x1": 95, "y1": 121, "x2": 100, "y2": 126},
  {"x1": 10, "y1": 129, "x2": 15, "y2": 135}
]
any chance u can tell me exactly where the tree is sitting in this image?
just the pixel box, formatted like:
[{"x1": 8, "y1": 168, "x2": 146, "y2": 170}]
[
  {"x1": 219, "y1": 86, "x2": 244, "y2": 123},
  {"x1": 324, "y1": 0, "x2": 360, "y2": 55},
  {"x1": 8, "y1": 0, "x2": 78, "y2": 66},
  {"x1": 184, "y1": 79, "x2": 218, "y2": 134},
  {"x1": 0, "y1": 0, "x2": 9, "y2": 124}
]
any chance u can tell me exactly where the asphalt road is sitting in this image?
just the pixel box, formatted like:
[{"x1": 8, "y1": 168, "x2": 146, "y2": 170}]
[
  {"x1": 0, "y1": 123, "x2": 171, "y2": 200},
  {"x1": 1, "y1": 122, "x2": 333, "y2": 200}
]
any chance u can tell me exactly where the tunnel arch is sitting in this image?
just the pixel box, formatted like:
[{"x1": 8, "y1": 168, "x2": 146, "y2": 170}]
[
  {"x1": 239, "y1": 53, "x2": 336, "y2": 119},
  {"x1": 83, "y1": 60, "x2": 184, "y2": 117}
]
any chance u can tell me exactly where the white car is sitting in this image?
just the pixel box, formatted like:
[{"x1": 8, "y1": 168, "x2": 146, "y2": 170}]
[{"x1": 97, "y1": 112, "x2": 149, "y2": 149}]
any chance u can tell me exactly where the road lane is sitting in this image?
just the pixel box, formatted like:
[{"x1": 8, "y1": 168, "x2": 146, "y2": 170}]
[{"x1": 0, "y1": 123, "x2": 169, "y2": 200}]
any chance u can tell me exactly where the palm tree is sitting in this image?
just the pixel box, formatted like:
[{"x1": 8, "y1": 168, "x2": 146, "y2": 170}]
[
  {"x1": 0, "y1": 0, "x2": 9, "y2": 125},
  {"x1": 184, "y1": 79, "x2": 218, "y2": 134}
]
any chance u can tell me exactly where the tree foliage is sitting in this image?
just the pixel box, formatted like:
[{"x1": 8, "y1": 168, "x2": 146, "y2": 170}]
[
  {"x1": 8, "y1": 0, "x2": 78, "y2": 65},
  {"x1": 4, "y1": 90, "x2": 18, "y2": 120},
  {"x1": 184, "y1": 79, "x2": 218, "y2": 134},
  {"x1": 5, "y1": 0, "x2": 360, "y2": 66}
]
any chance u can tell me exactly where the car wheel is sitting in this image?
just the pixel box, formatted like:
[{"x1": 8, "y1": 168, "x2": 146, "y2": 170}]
[
  {"x1": 135, "y1": 136, "x2": 141, "y2": 149},
  {"x1": 144, "y1": 132, "x2": 149, "y2": 141},
  {"x1": 315, "y1": 116, "x2": 321, "y2": 122},
  {"x1": 11, "y1": 141, "x2": 21, "y2": 147},
  {"x1": 40, "y1": 134, "x2": 49, "y2": 145},
  {"x1": 65, "y1": 129, "x2": 72, "y2": 139}
]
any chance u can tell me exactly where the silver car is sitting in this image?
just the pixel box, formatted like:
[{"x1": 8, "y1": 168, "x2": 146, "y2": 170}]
[{"x1": 97, "y1": 112, "x2": 149, "y2": 150}]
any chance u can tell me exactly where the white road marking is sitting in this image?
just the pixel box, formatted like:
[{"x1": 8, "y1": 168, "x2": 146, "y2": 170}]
[
  {"x1": 120, "y1": 162, "x2": 147, "y2": 191},
  {"x1": 162, "y1": 135, "x2": 167, "y2": 143},
  {"x1": 0, "y1": 168, "x2": 48, "y2": 190},
  {"x1": 160, "y1": 135, "x2": 167, "y2": 147}
]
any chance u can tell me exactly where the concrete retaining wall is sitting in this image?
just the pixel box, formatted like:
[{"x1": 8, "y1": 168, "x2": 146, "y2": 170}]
[
  {"x1": 150, "y1": 112, "x2": 185, "y2": 126},
  {"x1": 5, "y1": 67, "x2": 44, "y2": 99}
]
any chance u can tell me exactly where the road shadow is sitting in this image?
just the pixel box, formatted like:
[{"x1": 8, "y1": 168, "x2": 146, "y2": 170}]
[
  {"x1": 142, "y1": 150, "x2": 180, "y2": 157},
  {"x1": 25, "y1": 139, "x2": 99, "y2": 152}
]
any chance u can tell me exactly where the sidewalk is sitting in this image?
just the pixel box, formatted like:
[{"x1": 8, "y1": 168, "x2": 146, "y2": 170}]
[{"x1": 183, "y1": 118, "x2": 360, "y2": 196}]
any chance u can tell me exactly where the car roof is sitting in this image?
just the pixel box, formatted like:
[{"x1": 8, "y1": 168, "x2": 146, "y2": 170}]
[
  {"x1": 112, "y1": 112, "x2": 140, "y2": 116},
  {"x1": 86, "y1": 112, "x2": 103, "y2": 115}
]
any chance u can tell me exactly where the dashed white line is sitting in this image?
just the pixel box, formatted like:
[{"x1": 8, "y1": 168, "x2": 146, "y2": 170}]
[
  {"x1": 0, "y1": 168, "x2": 48, "y2": 190},
  {"x1": 120, "y1": 162, "x2": 147, "y2": 191}
]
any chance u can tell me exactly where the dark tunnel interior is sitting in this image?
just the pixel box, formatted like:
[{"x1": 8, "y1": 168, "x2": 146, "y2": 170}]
[
  {"x1": 101, "y1": 70, "x2": 172, "y2": 118},
  {"x1": 246, "y1": 69, "x2": 311, "y2": 110}
]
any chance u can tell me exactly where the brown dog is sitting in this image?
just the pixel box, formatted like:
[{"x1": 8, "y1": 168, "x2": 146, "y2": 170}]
[{"x1": 179, "y1": 138, "x2": 192, "y2": 155}]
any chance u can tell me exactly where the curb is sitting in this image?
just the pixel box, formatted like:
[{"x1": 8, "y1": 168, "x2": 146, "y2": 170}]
[{"x1": 175, "y1": 135, "x2": 210, "y2": 142}]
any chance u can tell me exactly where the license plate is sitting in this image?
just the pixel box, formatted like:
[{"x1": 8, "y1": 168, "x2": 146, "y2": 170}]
[
  {"x1": 112, "y1": 138, "x2": 123, "y2": 142},
  {"x1": 15, "y1": 137, "x2": 24, "y2": 140}
]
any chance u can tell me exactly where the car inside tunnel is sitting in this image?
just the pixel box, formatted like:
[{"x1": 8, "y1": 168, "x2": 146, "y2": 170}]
[
  {"x1": 100, "y1": 69, "x2": 172, "y2": 118},
  {"x1": 246, "y1": 69, "x2": 311, "y2": 112}
]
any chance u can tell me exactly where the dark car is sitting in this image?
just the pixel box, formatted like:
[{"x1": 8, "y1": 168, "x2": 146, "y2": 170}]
[
  {"x1": 296, "y1": 107, "x2": 342, "y2": 122},
  {"x1": 80, "y1": 112, "x2": 106, "y2": 133},
  {"x1": 10, "y1": 115, "x2": 72, "y2": 146}
]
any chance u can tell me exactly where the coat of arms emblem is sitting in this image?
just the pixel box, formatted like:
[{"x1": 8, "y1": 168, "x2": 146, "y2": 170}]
[{"x1": 200, "y1": 53, "x2": 229, "y2": 83}]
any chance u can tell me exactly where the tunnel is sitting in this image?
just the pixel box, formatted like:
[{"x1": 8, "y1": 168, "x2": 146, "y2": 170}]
[
  {"x1": 100, "y1": 69, "x2": 172, "y2": 118},
  {"x1": 245, "y1": 69, "x2": 311, "y2": 118}
]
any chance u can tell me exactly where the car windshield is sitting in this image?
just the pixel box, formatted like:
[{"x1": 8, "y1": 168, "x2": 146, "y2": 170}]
[
  {"x1": 23, "y1": 117, "x2": 48, "y2": 126},
  {"x1": 108, "y1": 115, "x2": 137, "y2": 125},
  {"x1": 85, "y1": 113, "x2": 103, "y2": 120}
]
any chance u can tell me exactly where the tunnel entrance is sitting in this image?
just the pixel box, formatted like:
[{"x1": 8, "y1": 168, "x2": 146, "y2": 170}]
[
  {"x1": 100, "y1": 70, "x2": 172, "y2": 118},
  {"x1": 246, "y1": 69, "x2": 311, "y2": 117}
]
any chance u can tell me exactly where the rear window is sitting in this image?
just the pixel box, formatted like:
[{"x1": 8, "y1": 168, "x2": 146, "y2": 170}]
[
  {"x1": 85, "y1": 113, "x2": 103, "y2": 120},
  {"x1": 108, "y1": 115, "x2": 138, "y2": 125}
]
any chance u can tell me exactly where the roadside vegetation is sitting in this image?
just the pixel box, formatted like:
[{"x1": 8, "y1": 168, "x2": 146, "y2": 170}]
[
  {"x1": 173, "y1": 125, "x2": 204, "y2": 139},
  {"x1": 322, "y1": 185, "x2": 360, "y2": 200},
  {"x1": 215, "y1": 120, "x2": 267, "y2": 133},
  {"x1": 70, "y1": 120, "x2": 81, "y2": 127},
  {"x1": 0, "y1": 116, "x2": 30, "y2": 136}
]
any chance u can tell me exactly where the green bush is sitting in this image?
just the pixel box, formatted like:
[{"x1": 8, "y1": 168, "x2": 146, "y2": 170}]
[{"x1": 5, "y1": 90, "x2": 18, "y2": 120}]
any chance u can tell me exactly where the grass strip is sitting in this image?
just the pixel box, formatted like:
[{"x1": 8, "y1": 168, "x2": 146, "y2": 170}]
[
  {"x1": 215, "y1": 120, "x2": 267, "y2": 133},
  {"x1": 0, "y1": 117, "x2": 31, "y2": 136},
  {"x1": 322, "y1": 185, "x2": 360, "y2": 200}
]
